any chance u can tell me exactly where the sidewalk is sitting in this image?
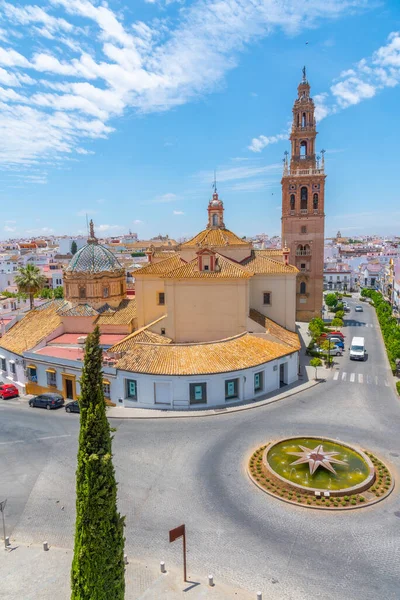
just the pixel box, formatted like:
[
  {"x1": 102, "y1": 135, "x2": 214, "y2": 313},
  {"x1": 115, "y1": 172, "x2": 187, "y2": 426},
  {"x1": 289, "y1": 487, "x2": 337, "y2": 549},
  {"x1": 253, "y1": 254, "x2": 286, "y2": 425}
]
[{"x1": 0, "y1": 543, "x2": 257, "y2": 600}]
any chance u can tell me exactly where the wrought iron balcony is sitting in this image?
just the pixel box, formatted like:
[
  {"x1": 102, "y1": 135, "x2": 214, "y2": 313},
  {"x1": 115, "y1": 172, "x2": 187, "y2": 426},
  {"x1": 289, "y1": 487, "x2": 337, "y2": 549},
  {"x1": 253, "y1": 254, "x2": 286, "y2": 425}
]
[{"x1": 296, "y1": 250, "x2": 312, "y2": 256}]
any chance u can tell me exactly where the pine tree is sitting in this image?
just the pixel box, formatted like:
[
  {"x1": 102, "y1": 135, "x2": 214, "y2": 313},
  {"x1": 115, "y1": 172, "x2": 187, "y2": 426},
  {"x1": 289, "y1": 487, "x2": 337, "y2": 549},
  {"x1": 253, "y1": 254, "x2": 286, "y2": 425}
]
[
  {"x1": 71, "y1": 326, "x2": 125, "y2": 600},
  {"x1": 71, "y1": 240, "x2": 78, "y2": 255}
]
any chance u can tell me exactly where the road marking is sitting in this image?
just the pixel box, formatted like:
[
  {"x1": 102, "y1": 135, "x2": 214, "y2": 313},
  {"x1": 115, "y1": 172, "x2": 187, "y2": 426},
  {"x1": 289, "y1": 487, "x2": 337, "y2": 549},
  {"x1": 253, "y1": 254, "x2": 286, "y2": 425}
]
[
  {"x1": 350, "y1": 373, "x2": 355, "y2": 383},
  {"x1": 358, "y1": 374, "x2": 364, "y2": 384},
  {"x1": 0, "y1": 440, "x2": 24, "y2": 445},
  {"x1": 375, "y1": 376, "x2": 379, "y2": 386},
  {"x1": 384, "y1": 380, "x2": 389, "y2": 387},
  {"x1": 367, "y1": 375, "x2": 372, "y2": 385},
  {"x1": 36, "y1": 434, "x2": 71, "y2": 441},
  {"x1": 333, "y1": 372, "x2": 339, "y2": 381},
  {"x1": 342, "y1": 372, "x2": 347, "y2": 381}
]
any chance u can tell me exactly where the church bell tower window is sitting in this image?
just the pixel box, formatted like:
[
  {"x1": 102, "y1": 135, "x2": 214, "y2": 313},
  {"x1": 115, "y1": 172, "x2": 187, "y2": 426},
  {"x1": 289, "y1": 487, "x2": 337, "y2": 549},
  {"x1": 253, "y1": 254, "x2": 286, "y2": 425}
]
[{"x1": 300, "y1": 187, "x2": 308, "y2": 210}]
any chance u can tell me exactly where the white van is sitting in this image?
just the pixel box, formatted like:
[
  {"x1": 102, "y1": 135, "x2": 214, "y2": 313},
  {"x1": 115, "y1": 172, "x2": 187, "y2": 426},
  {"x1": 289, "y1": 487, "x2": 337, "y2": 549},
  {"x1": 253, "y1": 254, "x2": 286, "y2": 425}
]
[{"x1": 350, "y1": 337, "x2": 366, "y2": 361}]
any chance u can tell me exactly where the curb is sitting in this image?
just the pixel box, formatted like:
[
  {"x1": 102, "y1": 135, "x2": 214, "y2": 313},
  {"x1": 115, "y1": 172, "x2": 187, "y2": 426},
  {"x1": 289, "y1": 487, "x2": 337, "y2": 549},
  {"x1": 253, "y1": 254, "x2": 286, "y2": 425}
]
[
  {"x1": 107, "y1": 378, "x2": 323, "y2": 420},
  {"x1": 246, "y1": 446, "x2": 395, "y2": 511}
]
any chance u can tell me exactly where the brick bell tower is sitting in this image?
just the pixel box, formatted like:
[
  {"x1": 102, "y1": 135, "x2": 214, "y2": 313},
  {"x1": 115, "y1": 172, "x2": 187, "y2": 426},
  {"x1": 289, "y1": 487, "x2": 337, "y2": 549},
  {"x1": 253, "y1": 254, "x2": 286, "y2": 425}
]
[{"x1": 281, "y1": 67, "x2": 326, "y2": 321}]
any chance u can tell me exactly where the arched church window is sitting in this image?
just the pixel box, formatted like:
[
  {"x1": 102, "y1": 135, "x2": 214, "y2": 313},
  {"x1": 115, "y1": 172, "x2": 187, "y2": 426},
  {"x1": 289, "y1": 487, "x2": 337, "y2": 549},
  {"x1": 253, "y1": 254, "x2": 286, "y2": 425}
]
[
  {"x1": 300, "y1": 141, "x2": 307, "y2": 157},
  {"x1": 79, "y1": 287, "x2": 86, "y2": 299},
  {"x1": 297, "y1": 113, "x2": 300, "y2": 126},
  {"x1": 313, "y1": 193, "x2": 318, "y2": 209},
  {"x1": 212, "y1": 214, "x2": 219, "y2": 226},
  {"x1": 304, "y1": 244, "x2": 310, "y2": 255},
  {"x1": 302, "y1": 112, "x2": 306, "y2": 127},
  {"x1": 297, "y1": 245, "x2": 304, "y2": 255},
  {"x1": 300, "y1": 281, "x2": 306, "y2": 295},
  {"x1": 300, "y1": 187, "x2": 308, "y2": 210},
  {"x1": 290, "y1": 194, "x2": 295, "y2": 210},
  {"x1": 103, "y1": 286, "x2": 109, "y2": 298}
]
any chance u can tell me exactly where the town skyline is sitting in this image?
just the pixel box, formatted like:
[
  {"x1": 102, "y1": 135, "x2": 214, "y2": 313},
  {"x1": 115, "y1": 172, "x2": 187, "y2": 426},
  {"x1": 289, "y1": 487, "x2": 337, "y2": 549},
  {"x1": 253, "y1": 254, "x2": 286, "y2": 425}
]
[{"x1": 0, "y1": 0, "x2": 399, "y2": 240}]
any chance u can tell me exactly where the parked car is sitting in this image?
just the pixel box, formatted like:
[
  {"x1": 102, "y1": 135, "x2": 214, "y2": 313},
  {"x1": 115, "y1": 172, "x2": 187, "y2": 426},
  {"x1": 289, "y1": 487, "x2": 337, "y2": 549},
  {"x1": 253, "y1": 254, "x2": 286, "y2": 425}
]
[
  {"x1": 324, "y1": 337, "x2": 344, "y2": 349},
  {"x1": 29, "y1": 393, "x2": 64, "y2": 410},
  {"x1": 65, "y1": 400, "x2": 80, "y2": 414},
  {"x1": 314, "y1": 345, "x2": 343, "y2": 356},
  {"x1": 320, "y1": 331, "x2": 345, "y2": 340},
  {"x1": 355, "y1": 305, "x2": 363, "y2": 312},
  {"x1": 0, "y1": 384, "x2": 19, "y2": 399}
]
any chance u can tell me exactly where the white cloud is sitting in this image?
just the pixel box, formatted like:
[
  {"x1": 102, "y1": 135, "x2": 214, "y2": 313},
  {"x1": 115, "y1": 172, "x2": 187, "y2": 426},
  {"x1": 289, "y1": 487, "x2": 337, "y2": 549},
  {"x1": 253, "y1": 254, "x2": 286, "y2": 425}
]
[
  {"x1": 76, "y1": 147, "x2": 95, "y2": 155},
  {"x1": 4, "y1": 225, "x2": 16, "y2": 232},
  {"x1": 133, "y1": 219, "x2": 143, "y2": 224},
  {"x1": 198, "y1": 164, "x2": 280, "y2": 182},
  {"x1": 173, "y1": 210, "x2": 184, "y2": 215},
  {"x1": 250, "y1": 31, "x2": 400, "y2": 152},
  {"x1": 5, "y1": 219, "x2": 16, "y2": 223},
  {"x1": 0, "y1": 0, "x2": 367, "y2": 167},
  {"x1": 248, "y1": 132, "x2": 288, "y2": 153},
  {"x1": 97, "y1": 224, "x2": 123, "y2": 232}
]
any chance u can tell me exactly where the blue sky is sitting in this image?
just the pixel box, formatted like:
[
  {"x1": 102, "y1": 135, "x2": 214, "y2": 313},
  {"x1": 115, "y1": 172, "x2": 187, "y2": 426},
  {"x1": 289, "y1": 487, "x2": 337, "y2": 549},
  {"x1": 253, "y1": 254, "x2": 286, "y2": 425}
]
[{"x1": 0, "y1": 0, "x2": 399, "y2": 241}]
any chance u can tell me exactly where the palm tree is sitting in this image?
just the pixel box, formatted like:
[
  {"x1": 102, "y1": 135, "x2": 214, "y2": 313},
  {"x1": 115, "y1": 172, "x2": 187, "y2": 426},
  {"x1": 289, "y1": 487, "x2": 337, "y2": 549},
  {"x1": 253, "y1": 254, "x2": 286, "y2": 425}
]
[{"x1": 14, "y1": 264, "x2": 47, "y2": 310}]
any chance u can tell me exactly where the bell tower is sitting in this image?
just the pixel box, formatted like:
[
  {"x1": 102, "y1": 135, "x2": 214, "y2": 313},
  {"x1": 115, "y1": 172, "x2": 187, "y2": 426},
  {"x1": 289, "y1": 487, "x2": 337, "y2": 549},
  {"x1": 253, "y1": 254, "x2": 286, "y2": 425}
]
[{"x1": 281, "y1": 68, "x2": 326, "y2": 321}]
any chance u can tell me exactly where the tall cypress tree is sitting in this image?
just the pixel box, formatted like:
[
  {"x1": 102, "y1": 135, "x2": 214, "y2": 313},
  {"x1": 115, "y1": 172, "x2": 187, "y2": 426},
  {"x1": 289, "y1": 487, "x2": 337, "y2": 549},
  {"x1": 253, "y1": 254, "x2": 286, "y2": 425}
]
[{"x1": 71, "y1": 326, "x2": 125, "y2": 600}]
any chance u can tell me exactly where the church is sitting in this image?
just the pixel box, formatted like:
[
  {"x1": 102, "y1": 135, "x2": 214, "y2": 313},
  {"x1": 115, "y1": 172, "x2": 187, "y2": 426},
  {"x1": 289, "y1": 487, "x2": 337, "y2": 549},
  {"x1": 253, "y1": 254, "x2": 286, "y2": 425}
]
[
  {"x1": 0, "y1": 199, "x2": 300, "y2": 410},
  {"x1": 0, "y1": 71, "x2": 328, "y2": 411}
]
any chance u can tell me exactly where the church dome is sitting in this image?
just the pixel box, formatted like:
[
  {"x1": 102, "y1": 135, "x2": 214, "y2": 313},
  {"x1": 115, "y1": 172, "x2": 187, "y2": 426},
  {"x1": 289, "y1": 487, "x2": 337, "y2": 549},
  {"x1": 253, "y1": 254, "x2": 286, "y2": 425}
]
[
  {"x1": 67, "y1": 243, "x2": 123, "y2": 273},
  {"x1": 63, "y1": 220, "x2": 127, "y2": 309}
]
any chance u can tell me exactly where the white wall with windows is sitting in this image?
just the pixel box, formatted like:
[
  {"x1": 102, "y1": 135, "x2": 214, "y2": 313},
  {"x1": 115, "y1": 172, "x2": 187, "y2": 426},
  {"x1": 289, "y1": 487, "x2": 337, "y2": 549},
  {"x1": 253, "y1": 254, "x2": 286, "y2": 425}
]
[
  {"x1": 116, "y1": 352, "x2": 298, "y2": 410},
  {"x1": 0, "y1": 348, "x2": 26, "y2": 392}
]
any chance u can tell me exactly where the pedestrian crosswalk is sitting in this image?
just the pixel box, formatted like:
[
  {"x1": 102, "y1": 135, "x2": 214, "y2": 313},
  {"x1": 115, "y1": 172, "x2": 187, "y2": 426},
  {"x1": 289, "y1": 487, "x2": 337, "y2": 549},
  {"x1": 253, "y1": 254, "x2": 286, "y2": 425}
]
[
  {"x1": 332, "y1": 370, "x2": 389, "y2": 387},
  {"x1": 347, "y1": 322, "x2": 374, "y2": 327}
]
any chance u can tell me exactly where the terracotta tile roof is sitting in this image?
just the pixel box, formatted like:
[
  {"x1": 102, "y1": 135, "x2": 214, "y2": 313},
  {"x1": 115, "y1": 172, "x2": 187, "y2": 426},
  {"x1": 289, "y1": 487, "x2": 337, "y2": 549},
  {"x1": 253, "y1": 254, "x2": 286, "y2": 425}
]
[
  {"x1": 0, "y1": 300, "x2": 64, "y2": 355},
  {"x1": 110, "y1": 328, "x2": 171, "y2": 352},
  {"x1": 249, "y1": 309, "x2": 300, "y2": 350},
  {"x1": 95, "y1": 298, "x2": 137, "y2": 325},
  {"x1": 152, "y1": 251, "x2": 177, "y2": 259},
  {"x1": 242, "y1": 251, "x2": 298, "y2": 274},
  {"x1": 134, "y1": 255, "x2": 184, "y2": 276},
  {"x1": 116, "y1": 332, "x2": 297, "y2": 375},
  {"x1": 181, "y1": 227, "x2": 250, "y2": 248},
  {"x1": 253, "y1": 249, "x2": 284, "y2": 256},
  {"x1": 57, "y1": 303, "x2": 99, "y2": 317},
  {"x1": 164, "y1": 253, "x2": 251, "y2": 279}
]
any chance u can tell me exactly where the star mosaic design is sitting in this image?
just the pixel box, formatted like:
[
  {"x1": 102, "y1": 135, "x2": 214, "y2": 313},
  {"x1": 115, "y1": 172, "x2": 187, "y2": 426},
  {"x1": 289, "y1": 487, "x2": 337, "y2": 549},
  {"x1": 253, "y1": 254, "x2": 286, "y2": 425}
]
[{"x1": 287, "y1": 444, "x2": 347, "y2": 475}]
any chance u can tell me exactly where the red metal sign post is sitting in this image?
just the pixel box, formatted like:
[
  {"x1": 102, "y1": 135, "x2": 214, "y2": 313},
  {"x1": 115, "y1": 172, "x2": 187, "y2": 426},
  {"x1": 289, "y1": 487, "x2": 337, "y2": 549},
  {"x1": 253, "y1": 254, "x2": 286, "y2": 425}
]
[{"x1": 169, "y1": 524, "x2": 187, "y2": 582}]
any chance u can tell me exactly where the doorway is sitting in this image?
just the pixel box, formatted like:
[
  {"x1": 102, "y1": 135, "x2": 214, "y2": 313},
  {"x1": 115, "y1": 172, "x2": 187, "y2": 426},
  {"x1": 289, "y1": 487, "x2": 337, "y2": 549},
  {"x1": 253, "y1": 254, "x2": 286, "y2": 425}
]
[
  {"x1": 279, "y1": 363, "x2": 287, "y2": 388},
  {"x1": 154, "y1": 382, "x2": 172, "y2": 405},
  {"x1": 65, "y1": 378, "x2": 74, "y2": 399}
]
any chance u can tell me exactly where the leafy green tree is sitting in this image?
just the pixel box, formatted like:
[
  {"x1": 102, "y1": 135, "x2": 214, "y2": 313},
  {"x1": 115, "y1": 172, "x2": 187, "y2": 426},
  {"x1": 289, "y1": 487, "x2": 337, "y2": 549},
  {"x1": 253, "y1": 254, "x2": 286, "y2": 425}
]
[
  {"x1": 331, "y1": 317, "x2": 344, "y2": 327},
  {"x1": 71, "y1": 326, "x2": 125, "y2": 600},
  {"x1": 308, "y1": 317, "x2": 325, "y2": 339},
  {"x1": 310, "y1": 357, "x2": 322, "y2": 380},
  {"x1": 40, "y1": 288, "x2": 53, "y2": 299},
  {"x1": 321, "y1": 339, "x2": 334, "y2": 366},
  {"x1": 325, "y1": 293, "x2": 338, "y2": 309},
  {"x1": 335, "y1": 310, "x2": 345, "y2": 319},
  {"x1": 54, "y1": 286, "x2": 64, "y2": 299},
  {"x1": 71, "y1": 240, "x2": 78, "y2": 255},
  {"x1": 14, "y1": 264, "x2": 47, "y2": 310}
]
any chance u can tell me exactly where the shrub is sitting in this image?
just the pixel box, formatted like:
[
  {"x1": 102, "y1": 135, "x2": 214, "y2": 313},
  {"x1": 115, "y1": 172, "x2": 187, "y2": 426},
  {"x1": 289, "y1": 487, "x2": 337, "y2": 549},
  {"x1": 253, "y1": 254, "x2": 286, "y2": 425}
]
[
  {"x1": 397, "y1": 382, "x2": 400, "y2": 396},
  {"x1": 331, "y1": 317, "x2": 344, "y2": 327},
  {"x1": 359, "y1": 496, "x2": 365, "y2": 502},
  {"x1": 351, "y1": 499, "x2": 357, "y2": 505}
]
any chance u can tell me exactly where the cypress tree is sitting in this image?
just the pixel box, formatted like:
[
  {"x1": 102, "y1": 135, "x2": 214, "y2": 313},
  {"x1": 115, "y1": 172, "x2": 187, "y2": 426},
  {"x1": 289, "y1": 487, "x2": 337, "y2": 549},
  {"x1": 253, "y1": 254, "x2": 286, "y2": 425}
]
[{"x1": 71, "y1": 326, "x2": 125, "y2": 600}]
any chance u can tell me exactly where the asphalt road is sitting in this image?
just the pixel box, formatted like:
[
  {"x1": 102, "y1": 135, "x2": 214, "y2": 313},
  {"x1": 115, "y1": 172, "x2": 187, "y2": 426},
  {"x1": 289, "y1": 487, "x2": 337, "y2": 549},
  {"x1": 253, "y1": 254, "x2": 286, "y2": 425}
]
[{"x1": 1, "y1": 297, "x2": 399, "y2": 600}]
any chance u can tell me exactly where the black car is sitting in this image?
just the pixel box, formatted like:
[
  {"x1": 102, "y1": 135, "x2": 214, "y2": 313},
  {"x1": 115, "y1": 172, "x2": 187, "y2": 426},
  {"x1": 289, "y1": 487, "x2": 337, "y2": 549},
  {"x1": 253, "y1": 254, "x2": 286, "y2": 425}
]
[
  {"x1": 29, "y1": 393, "x2": 64, "y2": 410},
  {"x1": 65, "y1": 400, "x2": 80, "y2": 414}
]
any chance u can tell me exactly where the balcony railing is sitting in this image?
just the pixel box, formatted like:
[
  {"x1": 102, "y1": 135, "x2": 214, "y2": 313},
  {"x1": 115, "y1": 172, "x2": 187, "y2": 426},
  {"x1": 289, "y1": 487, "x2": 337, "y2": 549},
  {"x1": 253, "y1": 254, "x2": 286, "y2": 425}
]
[
  {"x1": 300, "y1": 209, "x2": 308, "y2": 214},
  {"x1": 291, "y1": 168, "x2": 325, "y2": 176},
  {"x1": 296, "y1": 250, "x2": 312, "y2": 256}
]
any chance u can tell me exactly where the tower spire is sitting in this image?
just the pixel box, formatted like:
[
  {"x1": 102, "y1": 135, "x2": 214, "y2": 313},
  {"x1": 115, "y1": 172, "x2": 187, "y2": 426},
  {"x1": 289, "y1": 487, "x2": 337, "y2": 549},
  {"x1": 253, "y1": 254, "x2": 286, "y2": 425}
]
[
  {"x1": 302, "y1": 65, "x2": 307, "y2": 83},
  {"x1": 213, "y1": 169, "x2": 217, "y2": 194}
]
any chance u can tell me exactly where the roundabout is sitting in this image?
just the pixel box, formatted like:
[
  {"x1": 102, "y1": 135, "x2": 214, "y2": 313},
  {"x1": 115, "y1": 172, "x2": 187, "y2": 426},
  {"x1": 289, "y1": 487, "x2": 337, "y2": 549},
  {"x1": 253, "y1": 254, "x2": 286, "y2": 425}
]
[{"x1": 248, "y1": 436, "x2": 394, "y2": 509}]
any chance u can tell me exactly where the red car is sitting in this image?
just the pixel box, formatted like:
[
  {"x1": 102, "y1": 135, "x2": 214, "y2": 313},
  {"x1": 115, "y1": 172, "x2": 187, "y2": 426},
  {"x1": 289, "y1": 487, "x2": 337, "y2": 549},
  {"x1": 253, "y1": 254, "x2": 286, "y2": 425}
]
[
  {"x1": 320, "y1": 331, "x2": 345, "y2": 340},
  {"x1": 0, "y1": 384, "x2": 19, "y2": 399}
]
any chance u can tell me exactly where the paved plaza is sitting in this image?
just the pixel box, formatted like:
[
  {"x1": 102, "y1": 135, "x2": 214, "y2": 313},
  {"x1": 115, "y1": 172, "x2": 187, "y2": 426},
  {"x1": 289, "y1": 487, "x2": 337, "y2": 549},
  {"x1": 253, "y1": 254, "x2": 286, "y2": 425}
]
[{"x1": 1, "y1": 298, "x2": 399, "y2": 599}]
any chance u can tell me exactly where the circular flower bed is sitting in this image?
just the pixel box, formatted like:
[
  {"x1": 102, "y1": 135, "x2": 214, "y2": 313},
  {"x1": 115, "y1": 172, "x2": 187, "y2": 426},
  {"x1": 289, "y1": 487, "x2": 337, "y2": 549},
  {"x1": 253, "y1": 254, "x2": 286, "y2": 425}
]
[{"x1": 248, "y1": 443, "x2": 393, "y2": 510}]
